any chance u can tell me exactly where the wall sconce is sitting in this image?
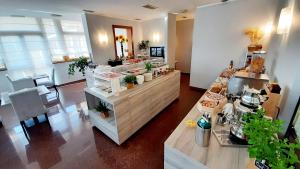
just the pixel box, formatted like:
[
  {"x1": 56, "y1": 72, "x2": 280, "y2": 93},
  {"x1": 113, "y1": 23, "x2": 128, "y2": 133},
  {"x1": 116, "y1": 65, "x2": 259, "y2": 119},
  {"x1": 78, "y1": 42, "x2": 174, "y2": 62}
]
[
  {"x1": 277, "y1": 7, "x2": 293, "y2": 34},
  {"x1": 153, "y1": 33, "x2": 160, "y2": 43},
  {"x1": 263, "y1": 22, "x2": 274, "y2": 35},
  {"x1": 98, "y1": 33, "x2": 108, "y2": 44}
]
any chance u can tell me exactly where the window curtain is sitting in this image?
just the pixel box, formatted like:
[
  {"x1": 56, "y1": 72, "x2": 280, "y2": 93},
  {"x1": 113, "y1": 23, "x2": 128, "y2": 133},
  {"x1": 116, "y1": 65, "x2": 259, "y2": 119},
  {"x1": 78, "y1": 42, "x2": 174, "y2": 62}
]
[{"x1": 0, "y1": 16, "x2": 89, "y2": 71}]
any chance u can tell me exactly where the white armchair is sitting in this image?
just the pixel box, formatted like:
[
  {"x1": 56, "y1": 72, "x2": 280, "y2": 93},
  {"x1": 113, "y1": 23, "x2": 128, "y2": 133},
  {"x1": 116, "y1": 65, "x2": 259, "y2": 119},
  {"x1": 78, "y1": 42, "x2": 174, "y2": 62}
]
[
  {"x1": 6, "y1": 74, "x2": 35, "y2": 91},
  {"x1": 9, "y1": 88, "x2": 49, "y2": 139},
  {"x1": 35, "y1": 68, "x2": 59, "y2": 97}
]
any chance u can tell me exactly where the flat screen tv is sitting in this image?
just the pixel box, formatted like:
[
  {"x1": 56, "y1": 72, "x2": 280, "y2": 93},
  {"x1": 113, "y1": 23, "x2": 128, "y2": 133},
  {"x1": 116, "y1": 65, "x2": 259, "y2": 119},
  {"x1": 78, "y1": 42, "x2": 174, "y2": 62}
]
[{"x1": 150, "y1": 47, "x2": 164, "y2": 58}]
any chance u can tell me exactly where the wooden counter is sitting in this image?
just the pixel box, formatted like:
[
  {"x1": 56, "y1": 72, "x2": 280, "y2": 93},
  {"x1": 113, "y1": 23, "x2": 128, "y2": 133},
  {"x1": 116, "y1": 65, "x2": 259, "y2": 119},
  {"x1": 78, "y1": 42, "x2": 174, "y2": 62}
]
[
  {"x1": 164, "y1": 84, "x2": 249, "y2": 169},
  {"x1": 85, "y1": 71, "x2": 180, "y2": 145}
]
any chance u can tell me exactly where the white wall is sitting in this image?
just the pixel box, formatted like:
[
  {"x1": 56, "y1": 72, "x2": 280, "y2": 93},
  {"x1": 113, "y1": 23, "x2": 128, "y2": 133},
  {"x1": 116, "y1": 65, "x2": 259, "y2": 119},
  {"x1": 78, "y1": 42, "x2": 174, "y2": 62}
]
[
  {"x1": 266, "y1": 0, "x2": 300, "y2": 132},
  {"x1": 83, "y1": 13, "x2": 143, "y2": 65},
  {"x1": 176, "y1": 19, "x2": 194, "y2": 73},
  {"x1": 190, "y1": 0, "x2": 279, "y2": 89},
  {"x1": 166, "y1": 13, "x2": 177, "y2": 68},
  {"x1": 141, "y1": 18, "x2": 167, "y2": 47}
]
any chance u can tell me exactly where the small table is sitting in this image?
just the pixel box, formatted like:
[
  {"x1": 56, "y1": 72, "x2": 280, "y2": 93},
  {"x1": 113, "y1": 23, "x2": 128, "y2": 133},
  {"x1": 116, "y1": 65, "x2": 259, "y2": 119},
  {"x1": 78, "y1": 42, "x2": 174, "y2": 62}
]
[{"x1": 1, "y1": 85, "x2": 50, "y2": 106}]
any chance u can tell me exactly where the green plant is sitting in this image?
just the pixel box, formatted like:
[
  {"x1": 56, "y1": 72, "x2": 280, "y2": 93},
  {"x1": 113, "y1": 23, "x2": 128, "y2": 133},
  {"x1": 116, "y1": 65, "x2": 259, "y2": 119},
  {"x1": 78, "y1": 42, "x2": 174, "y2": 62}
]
[
  {"x1": 123, "y1": 75, "x2": 136, "y2": 84},
  {"x1": 138, "y1": 40, "x2": 150, "y2": 50},
  {"x1": 144, "y1": 62, "x2": 153, "y2": 73},
  {"x1": 68, "y1": 57, "x2": 89, "y2": 76},
  {"x1": 243, "y1": 108, "x2": 300, "y2": 169},
  {"x1": 95, "y1": 101, "x2": 109, "y2": 113}
]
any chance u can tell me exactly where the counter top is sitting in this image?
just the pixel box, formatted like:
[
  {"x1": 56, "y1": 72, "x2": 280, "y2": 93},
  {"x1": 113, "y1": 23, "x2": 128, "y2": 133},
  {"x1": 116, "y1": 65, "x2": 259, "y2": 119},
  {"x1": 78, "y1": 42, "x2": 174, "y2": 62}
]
[{"x1": 164, "y1": 84, "x2": 249, "y2": 169}]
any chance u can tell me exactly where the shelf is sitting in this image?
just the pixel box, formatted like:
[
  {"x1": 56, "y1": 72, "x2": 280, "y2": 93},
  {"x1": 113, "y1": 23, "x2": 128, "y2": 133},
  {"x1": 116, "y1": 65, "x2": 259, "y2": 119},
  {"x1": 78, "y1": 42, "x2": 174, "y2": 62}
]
[{"x1": 88, "y1": 109, "x2": 117, "y2": 134}]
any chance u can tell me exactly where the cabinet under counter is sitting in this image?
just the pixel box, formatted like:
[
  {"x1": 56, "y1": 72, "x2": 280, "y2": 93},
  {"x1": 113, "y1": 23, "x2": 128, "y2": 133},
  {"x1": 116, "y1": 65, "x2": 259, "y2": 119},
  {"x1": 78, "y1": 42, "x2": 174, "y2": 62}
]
[{"x1": 85, "y1": 70, "x2": 181, "y2": 145}]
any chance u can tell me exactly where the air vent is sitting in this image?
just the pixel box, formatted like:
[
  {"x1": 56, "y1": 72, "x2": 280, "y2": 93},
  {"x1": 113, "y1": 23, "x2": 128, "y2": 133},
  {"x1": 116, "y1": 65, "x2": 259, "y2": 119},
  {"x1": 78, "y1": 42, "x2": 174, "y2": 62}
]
[
  {"x1": 142, "y1": 4, "x2": 158, "y2": 10},
  {"x1": 51, "y1": 13, "x2": 62, "y2": 17},
  {"x1": 10, "y1": 15, "x2": 25, "y2": 17},
  {"x1": 83, "y1": 9, "x2": 95, "y2": 13}
]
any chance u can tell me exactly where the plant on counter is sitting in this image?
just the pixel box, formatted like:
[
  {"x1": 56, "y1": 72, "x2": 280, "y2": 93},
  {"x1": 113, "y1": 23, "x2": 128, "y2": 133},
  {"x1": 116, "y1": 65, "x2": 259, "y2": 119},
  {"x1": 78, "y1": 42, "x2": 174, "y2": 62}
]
[
  {"x1": 95, "y1": 100, "x2": 110, "y2": 119},
  {"x1": 138, "y1": 40, "x2": 150, "y2": 51},
  {"x1": 68, "y1": 56, "x2": 89, "y2": 76},
  {"x1": 243, "y1": 109, "x2": 300, "y2": 169},
  {"x1": 144, "y1": 62, "x2": 153, "y2": 73},
  {"x1": 124, "y1": 75, "x2": 136, "y2": 89}
]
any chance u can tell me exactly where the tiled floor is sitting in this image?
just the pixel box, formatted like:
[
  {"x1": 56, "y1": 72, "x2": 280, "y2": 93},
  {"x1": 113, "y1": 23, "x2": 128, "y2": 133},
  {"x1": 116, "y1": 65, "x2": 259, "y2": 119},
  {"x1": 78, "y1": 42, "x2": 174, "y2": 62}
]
[{"x1": 0, "y1": 74, "x2": 205, "y2": 169}]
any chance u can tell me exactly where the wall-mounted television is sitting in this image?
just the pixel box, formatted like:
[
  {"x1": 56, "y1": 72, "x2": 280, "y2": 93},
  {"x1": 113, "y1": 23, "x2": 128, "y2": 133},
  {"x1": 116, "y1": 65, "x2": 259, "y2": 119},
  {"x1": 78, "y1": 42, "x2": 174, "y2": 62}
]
[{"x1": 150, "y1": 47, "x2": 165, "y2": 58}]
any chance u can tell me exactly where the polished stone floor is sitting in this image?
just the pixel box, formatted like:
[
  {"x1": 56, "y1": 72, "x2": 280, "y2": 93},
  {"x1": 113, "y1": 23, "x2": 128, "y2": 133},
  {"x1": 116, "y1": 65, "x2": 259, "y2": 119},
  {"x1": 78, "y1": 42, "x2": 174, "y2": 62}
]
[{"x1": 0, "y1": 74, "x2": 205, "y2": 169}]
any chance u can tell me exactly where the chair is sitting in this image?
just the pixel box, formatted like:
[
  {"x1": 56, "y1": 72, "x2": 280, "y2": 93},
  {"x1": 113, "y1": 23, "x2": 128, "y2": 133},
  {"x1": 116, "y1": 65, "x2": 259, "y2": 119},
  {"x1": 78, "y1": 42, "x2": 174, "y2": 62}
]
[
  {"x1": 35, "y1": 68, "x2": 59, "y2": 97},
  {"x1": 9, "y1": 88, "x2": 49, "y2": 139},
  {"x1": 6, "y1": 74, "x2": 35, "y2": 91}
]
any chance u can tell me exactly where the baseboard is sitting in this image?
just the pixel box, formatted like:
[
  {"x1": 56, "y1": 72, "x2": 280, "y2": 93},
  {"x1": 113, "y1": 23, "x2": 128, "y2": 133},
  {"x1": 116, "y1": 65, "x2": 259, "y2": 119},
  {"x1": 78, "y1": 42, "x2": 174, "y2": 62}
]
[
  {"x1": 189, "y1": 86, "x2": 207, "y2": 92},
  {"x1": 180, "y1": 72, "x2": 190, "y2": 75},
  {"x1": 56, "y1": 79, "x2": 86, "y2": 87}
]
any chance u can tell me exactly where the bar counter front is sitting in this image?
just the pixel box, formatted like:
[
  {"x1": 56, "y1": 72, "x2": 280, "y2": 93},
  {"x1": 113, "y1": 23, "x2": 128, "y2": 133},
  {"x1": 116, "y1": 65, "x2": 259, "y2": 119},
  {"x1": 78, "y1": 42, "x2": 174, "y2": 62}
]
[{"x1": 85, "y1": 70, "x2": 180, "y2": 145}]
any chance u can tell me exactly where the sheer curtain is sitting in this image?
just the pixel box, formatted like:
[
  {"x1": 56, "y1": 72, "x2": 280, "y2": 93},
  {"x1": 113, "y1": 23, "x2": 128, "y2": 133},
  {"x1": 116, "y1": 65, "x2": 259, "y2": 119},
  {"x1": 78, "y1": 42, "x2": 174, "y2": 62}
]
[{"x1": 0, "y1": 16, "x2": 89, "y2": 72}]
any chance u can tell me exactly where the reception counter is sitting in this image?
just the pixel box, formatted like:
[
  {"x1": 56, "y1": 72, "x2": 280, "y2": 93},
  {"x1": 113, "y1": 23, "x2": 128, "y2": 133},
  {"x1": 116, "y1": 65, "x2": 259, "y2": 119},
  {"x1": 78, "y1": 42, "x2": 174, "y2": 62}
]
[
  {"x1": 164, "y1": 80, "x2": 249, "y2": 169},
  {"x1": 85, "y1": 70, "x2": 180, "y2": 145}
]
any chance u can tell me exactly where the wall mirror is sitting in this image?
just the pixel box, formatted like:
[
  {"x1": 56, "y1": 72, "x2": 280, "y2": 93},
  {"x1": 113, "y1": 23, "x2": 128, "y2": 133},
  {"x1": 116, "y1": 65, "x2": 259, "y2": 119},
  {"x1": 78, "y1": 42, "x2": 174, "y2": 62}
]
[{"x1": 112, "y1": 25, "x2": 134, "y2": 60}]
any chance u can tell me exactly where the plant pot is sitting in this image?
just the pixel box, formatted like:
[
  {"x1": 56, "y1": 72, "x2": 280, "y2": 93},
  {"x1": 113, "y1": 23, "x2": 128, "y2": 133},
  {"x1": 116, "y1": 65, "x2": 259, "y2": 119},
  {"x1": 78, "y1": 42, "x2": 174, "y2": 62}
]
[
  {"x1": 136, "y1": 75, "x2": 144, "y2": 85},
  {"x1": 144, "y1": 72, "x2": 152, "y2": 82},
  {"x1": 100, "y1": 111, "x2": 109, "y2": 119},
  {"x1": 127, "y1": 83, "x2": 134, "y2": 89}
]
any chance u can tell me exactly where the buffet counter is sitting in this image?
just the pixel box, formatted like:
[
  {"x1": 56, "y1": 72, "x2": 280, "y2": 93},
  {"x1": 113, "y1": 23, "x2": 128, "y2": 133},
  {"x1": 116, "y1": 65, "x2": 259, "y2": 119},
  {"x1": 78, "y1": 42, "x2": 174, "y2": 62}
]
[
  {"x1": 164, "y1": 77, "x2": 249, "y2": 169},
  {"x1": 85, "y1": 70, "x2": 180, "y2": 145}
]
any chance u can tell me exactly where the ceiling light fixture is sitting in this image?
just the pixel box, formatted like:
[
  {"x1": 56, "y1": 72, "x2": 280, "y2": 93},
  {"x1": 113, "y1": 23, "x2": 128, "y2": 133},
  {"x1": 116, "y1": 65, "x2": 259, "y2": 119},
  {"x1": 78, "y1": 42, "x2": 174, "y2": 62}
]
[
  {"x1": 51, "y1": 13, "x2": 62, "y2": 17},
  {"x1": 10, "y1": 15, "x2": 25, "y2": 17},
  {"x1": 83, "y1": 9, "x2": 95, "y2": 13},
  {"x1": 142, "y1": 4, "x2": 158, "y2": 10}
]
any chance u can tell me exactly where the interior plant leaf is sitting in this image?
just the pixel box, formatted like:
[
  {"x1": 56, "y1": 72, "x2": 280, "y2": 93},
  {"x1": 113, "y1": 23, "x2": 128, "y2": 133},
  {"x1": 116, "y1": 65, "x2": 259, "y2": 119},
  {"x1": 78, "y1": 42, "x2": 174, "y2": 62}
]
[
  {"x1": 243, "y1": 108, "x2": 300, "y2": 169},
  {"x1": 68, "y1": 56, "x2": 89, "y2": 76}
]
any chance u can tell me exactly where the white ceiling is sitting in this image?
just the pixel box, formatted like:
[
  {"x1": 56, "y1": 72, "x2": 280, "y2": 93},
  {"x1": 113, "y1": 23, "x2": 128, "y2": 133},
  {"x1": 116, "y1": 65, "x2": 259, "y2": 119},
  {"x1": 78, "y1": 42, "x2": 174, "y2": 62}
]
[{"x1": 0, "y1": 0, "x2": 223, "y2": 21}]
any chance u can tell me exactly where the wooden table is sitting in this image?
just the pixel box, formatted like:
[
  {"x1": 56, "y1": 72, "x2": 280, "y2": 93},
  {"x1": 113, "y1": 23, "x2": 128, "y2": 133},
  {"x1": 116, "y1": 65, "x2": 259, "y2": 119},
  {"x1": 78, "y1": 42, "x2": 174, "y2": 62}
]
[
  {"x1": 85, "y1": 71, "x2": 181, "y2": 145},
  {"x1": 164, "y1": 83, "x2": 249, "y2": 169}
]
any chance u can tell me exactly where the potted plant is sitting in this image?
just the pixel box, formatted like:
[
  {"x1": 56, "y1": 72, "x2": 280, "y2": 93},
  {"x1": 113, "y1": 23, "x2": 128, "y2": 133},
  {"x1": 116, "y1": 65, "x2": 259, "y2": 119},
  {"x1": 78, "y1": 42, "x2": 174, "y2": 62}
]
[
  {"x1": 68, "y1": 56, "x2": 89, "y2": 76},
  {"x1": 95, "y1": 100, "x2": 110, "y2": 119},
  {"x1": 138, "y1": 40, "x2": 150, "y2": 55},
  {"x1": 144, "y1": 62, "x2": 153, "y2": 82},
  {"x1": 124, "y1": 75, "x2": 136, "y2": 89},
  {"x1": 243, "y1": 109, "x2": 300, "y2": 169}
]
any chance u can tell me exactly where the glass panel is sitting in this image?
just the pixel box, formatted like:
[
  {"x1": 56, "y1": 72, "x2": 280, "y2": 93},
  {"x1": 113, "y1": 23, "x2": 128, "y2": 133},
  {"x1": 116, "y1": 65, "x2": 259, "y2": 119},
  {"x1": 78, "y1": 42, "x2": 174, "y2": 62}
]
[
  {"x1": 115, "y1": 28, "x2": 128, "y2": 57},
  {"x1": 0, "y1": 17, "x2": 40, "y2": 32},
  {"x1": 64, "y1": 34, "x2": 89, "y2": 58},
  {"x1": 61, "y1": 20, "x2": 84, "y2": 33}
]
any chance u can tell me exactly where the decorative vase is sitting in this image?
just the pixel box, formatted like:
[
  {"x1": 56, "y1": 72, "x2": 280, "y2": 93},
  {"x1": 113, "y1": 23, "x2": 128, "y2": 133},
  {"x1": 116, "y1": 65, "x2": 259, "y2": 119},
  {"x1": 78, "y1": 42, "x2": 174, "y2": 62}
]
[
  {"x1": 100, "y1": 111, "x2": 109, "y2": 119},
  {"x1": 121, "y1": 42, "x2": 124, "y2": 59},
  {"x1": 127, "y1": 83, "x2": 134, "y2": 89},
  {"x1": 144, "y1": 72, "x2": 152, "y2": 82},
  {"x1": 136, "y1": 75, "x2": 144, "y2": 85}
]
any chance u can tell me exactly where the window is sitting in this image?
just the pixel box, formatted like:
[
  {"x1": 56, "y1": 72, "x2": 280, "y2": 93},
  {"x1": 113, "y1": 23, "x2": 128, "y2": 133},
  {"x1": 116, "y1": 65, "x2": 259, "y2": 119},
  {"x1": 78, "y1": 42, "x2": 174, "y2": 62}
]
[{"x1": 0, "y1": 16, "x2": 89, "y2": 71}]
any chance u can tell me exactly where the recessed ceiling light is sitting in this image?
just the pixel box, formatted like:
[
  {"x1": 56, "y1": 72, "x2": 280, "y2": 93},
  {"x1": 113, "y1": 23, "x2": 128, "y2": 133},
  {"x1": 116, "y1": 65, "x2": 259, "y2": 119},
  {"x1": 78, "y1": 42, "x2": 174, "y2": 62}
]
[
  {"x1": 83, "y1": 9, "x2": 95, "y2": 13},
  {"x1": 51, "y1": 13, "x2": 62, "y2": 17},
  {"x1": 142, "y1": 4, "x2": 158, "y2": 10}
]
